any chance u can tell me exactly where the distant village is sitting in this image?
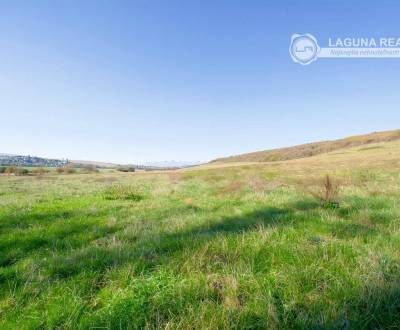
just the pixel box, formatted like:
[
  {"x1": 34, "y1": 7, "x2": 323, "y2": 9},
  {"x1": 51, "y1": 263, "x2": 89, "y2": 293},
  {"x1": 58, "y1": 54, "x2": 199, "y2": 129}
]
[
  {"x1": 0, "y1": 154, "x2": 184, "y2": 171},
  {"x1": 0, "y1": 154, "x2": 68, "y2": 167}
]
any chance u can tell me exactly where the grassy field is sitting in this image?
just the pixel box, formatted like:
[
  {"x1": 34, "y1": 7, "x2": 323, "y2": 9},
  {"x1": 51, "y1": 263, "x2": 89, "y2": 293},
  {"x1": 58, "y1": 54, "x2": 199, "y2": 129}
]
[{"x1": 1, "y1": 141, "x2": 400, "y2": 329}]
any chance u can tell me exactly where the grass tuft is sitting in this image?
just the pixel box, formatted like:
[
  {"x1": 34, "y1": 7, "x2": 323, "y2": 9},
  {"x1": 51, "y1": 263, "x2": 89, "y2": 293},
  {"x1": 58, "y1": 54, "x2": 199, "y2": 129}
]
[{"x1": 102, "y1": 184, "x2": 144, "y2": 201}]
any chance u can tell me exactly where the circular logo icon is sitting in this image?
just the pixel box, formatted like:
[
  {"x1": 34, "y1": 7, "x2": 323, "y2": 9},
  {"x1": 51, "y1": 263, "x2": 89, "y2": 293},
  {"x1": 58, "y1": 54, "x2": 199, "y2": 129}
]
[{"x1": 290, "y1": 34, "x2": 320, "y2": 65}]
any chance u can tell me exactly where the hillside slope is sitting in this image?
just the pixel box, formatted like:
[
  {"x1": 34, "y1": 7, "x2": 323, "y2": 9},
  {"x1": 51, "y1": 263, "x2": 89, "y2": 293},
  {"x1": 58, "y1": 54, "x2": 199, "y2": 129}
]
[{"x1": 212, "y1": 129, "x2": 400, "y2": 163}]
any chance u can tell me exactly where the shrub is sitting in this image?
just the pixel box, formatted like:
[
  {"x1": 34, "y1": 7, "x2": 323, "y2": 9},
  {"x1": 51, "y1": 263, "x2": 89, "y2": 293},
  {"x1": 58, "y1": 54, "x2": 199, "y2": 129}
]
[
  {"x1": 19, "y1": 168, "x2": 29, "y2": 176},
  {"x1": 0, "y1": 166, "x2": 6, "y2": 173},
  {"x1": 117, "y1": 166, "x2": 136, "y2": 172},
  {"x1": 323, "y1": 175, "x2": 337, "y2": 202},
  {"x1": 9, "y1": 167, "x2": 30, "y2": 176},
  {"x1": 301, "y1": 175, "x2": 340, "y2": 208},
  {"x1": 31, "y1": 167, "x2": 50, "y2": 175},
  {"x1": 55, "y1": 164, "x2": 77, "y2": 174},
  {"x1": 2, "y1": 166, "x2": 30, "y2": 175},
  {"x1": 4, "y1": 166, "x2": 16, "y2": 174},
  {"x1": 317, "y1": 175, "x2": 340, "y2": 208}
]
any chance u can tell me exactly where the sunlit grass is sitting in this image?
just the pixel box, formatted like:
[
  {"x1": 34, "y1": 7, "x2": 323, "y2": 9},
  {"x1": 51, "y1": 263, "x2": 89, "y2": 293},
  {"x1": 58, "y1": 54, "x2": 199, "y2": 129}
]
[{"x1": 0, "y1": 142, "x2": 400, "y2": 328}]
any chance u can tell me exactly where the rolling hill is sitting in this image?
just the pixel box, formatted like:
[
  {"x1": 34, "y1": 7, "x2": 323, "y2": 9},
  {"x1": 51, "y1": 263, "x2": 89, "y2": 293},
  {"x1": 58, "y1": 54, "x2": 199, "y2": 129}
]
[{"x1": 211, "y1": 129, "x2": 400, "y2": 163}]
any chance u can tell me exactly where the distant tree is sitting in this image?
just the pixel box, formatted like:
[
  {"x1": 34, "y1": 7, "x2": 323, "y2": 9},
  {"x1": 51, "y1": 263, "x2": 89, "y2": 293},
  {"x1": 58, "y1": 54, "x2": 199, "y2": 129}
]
[
  {"x1": 117, "y1": 166, "x2": 136, "y2": 172},
  {"x1": 16, "y1": 168, "x2": 29, "y2": 176}
]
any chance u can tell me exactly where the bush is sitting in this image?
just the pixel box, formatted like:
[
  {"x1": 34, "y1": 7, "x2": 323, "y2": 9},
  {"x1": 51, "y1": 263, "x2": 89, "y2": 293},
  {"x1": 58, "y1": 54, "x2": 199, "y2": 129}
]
[
  {"x1": 0, "y1": 166, "x2": 6, "y2": 173},
  {"x1": 117, "y1": 166, "x2": 136, "y2": 172},
  {"x1": 4, "y1": 166, "x2": 16, "y2": 174},
  {"x1": 18, "y1": 168, "x2": 30, "y2": 176},
  {"x1": 4, "y1": 166, "x2": 30, "y2": 176},
  {"x1": 31, "y1": 167, "x2": 50, "y2": 175},
  {"x1": 315, "y1": 175, "x2": 340, "y2": 208},
  {"x1": 300, "y1": 175, "x2": 340, "y2": 208},
  {"x1": 323, "y1": 175, "x2": 337, "y2": 202},
  {"x1": 56, "y1": 164, "x2": 77, "y2": 174}
]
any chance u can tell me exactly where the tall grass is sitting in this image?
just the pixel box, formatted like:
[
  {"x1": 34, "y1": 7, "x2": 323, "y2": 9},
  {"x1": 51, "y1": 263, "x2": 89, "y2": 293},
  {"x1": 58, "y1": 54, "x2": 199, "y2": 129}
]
[
  {"x1": 101, "y1": 184, "x2": 144, "y2": 201},
  {"x1": 0, "y1": 159, "x2": 399, "y2": 329}
]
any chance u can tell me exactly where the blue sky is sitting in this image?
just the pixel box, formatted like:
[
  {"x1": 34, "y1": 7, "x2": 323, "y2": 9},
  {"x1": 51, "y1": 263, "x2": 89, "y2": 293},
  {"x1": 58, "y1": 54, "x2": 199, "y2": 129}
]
[{"x1": 1, "y1": 0, "x2": 399, "y2": 163}]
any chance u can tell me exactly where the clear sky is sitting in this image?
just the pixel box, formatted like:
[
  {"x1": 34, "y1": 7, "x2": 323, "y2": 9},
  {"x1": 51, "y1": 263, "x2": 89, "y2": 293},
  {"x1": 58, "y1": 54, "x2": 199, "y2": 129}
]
[{"x1": 1, "y1": 0, "x2": 400, "y2": 163}]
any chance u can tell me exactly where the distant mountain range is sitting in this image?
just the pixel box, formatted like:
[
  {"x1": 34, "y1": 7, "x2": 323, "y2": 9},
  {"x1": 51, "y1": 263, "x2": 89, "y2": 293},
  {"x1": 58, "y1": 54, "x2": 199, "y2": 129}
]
[{"x1": 139, "y1": 161, "x2": 204, "y2": 168}]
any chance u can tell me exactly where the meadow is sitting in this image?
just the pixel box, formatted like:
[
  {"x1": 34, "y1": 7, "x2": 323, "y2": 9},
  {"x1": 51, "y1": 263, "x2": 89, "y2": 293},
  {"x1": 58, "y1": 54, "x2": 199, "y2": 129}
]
[{"x1": 1, "y1": 140, "x2": 400, "y2": 329}]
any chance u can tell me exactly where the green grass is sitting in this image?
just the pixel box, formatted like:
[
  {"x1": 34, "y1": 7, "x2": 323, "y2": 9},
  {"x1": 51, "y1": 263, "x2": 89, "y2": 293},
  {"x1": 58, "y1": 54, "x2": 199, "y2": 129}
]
[{"x1": 0, "y1": 149, "x2": 400, "y2": 328}]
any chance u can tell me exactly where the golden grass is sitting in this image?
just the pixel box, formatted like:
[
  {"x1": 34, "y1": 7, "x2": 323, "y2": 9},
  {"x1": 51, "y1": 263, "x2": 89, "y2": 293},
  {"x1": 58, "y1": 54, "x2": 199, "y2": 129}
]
[
  {"x1": 188, "y1": 139, "x2": 400, "y2": 177},
  {"x1": 212, "y1": 129, "x2": 400, "y2": 163}
]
